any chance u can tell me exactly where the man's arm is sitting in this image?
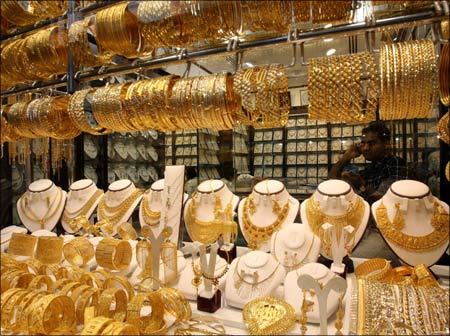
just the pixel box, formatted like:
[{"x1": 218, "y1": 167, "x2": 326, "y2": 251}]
[{"x1": 329, "y1": 144, "x2": 361, "y2": 179}]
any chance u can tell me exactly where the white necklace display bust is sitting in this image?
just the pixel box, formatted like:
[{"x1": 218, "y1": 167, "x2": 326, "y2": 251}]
[
  {"x1": 238, "y1": 180, "x2": 299, "y2": 252},
  {"x1": 139, "y1": 179, "x2": 164, "y2": 235},
  {"x1": 17, "y1": 179, "x2": 66, "y2": 232},
  {"x1": 372, "y1": 180, "x2": 449, "y2": 266},
  {"x1": 300, "y1": 179, "x2": 370, "y2": 260},
  {"x1": 61, "y1": 179, "x2": 104, "y2": 233},
  {"x1": 284, "y1": 263, "x2": 341, "y2": 323},
  {"x1": 225, "y1": 250, "x2": 285, "y2": 309},
  {"x1": 270, "y1": 224, "x2": 321, "y2": 272}
]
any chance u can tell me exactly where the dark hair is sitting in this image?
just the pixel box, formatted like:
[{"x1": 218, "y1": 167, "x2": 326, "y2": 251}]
[{"x1": 362, "y1": 121, "x2": 391, "y2": 142}]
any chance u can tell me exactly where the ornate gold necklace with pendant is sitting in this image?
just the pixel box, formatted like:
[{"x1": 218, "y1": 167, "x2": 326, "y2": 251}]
[
  {"x1": 62, "y1": 189, "x2": 104, "y2": 231},
  {"x1": 242, "y1": 195, "x2": 290, "y2": 250},
  {"x1": 97, "y1": 189, "x2": 143, "y2": 227},
  {"x1": 19, "y1": 187, "x2": 63, "y2": 229},
  {"x1": 141, "y1": 191, "x2": 161, "y2": 227},
  {"x1": 305, "y1": 196, "x2": 364, "y2": 257},
  {"x1": 376, "y1": 201, "x2": 449, "y2": 251}
]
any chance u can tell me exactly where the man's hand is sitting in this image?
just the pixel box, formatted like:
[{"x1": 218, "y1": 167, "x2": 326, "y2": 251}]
[{"x1": 342, "y1": 144, "x2": 361, "y2": 162}]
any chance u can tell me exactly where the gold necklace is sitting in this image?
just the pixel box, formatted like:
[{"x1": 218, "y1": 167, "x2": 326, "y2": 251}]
[
  {"x1": 19, "y1": 187, "x2": 63, "y2": 229},
  {"x1": 185, "y1": 191, "x2": 236, "y2": 245},
  {"x1": 233, "y1": 256, "x2": 280, "y2": 300},
  {"x1": 305, "y1": 196, "x2": 365, "y2": 257},
  {"x1": 62, "y1": 189, "x2": 104, "y2": 231},
  {"x1": 242, "y1": 195, "x2": 290, "y2": 250},
  {"x1": 272, "y1": 232, "x2": 315, "y2": 271},
  {"x1": 141, "y1": 191, "x2": 161, "y2": 227},
  {"x1": 97, "y1": 189, "x2": 143, "y2": 226},
  {"x1": 376, "y1": 201, "x2": 449, "y2": 251}
]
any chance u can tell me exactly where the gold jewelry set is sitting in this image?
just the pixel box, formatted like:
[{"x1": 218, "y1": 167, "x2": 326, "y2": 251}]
[
  {"x1": 62, "y1": 189, "x2": 104, "y2": 233},
  {"x1": 185, "y1": 191, "x2": 238, "y2": 245},
  {"x1": 380, "y1": 39, "x2": 437, "y2": 120},
  {"x1": 356, "y1": 277, "x2": 449, "y2": 335},
  {"x1": 1, "y1": 249, "x2": 193, "y2": 335},
  {"x1": 309, "y1": 52, "x2": 378, "y2": 123},
  {"x1": 305, "y1": 196, "x2": 365, "y2": 257},
  {"x1": 375, "y1": 200, "x2": 449, "y2": 251},
  {"x1": 242, "y1": 194, "x2": 290, "y2": 250},
  {"x1": 271, "y1": 231, "x2": 316, "y2": 272}
]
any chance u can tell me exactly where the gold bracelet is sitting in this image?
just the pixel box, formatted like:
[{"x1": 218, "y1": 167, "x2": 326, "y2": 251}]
[
  {"x1": 63, "y1": 237, "x2": 95, "y2": 267},
  {"x1": 117, "y1": 222, "x2": 138, "y2": 240},
  {"x1": 95, "y1": 238, "x2": 132, "y2": 271},
  {"x1": 75, "y1": 287, "x2": 100, "y2": 324},
  {"x1": 126, "y1": 292, "x2": 165, "y2": 333},
  {"x1": 103, "y1": 275, "x2": 134, "y2": 301},
  {"x1": 97, "y1": 287, "x2": 128, "y2": 322},
  {"x1": 156, "y1": 287, "x2": 192, "y2": 323},
  {"x1": 101, "y1": 321, "x2": 140, "y2": 335},
  {"x1": 355, "y1": 258, "x2": 392, "y2": 280},
  {"x1": 35, "y1": 236, "x2": 64, "y2": 264},
  {"x1": 81, "y1": 316, "x2": 114, "y2": 335},
  {"x1": 27, "y1": 274, "x2": 54, "y2": 291},
  {"x1": 7, "y1": 232, "x2": 37, "y2": 257}
]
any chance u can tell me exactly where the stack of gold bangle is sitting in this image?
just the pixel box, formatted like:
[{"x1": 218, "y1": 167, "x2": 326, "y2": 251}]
[
  {"x1": 68, "y1": 17, "x2": 113, "y2": 67},
  {"x1": 157, "y1": 287, "x2": 192, "y2": 323},
  {"x1": 311, "y1": 1, "x2": 353, "y2": 23},
  {"x1": 0, "y1": 106, "x2": 21, "y2": 143},
  {"x1": 95, "y1": 2, "x2": 140, "y2": 58},
  {"x1": 7, "y1": 233, "x2": 37, "y2": 257},
  {"x1": 97, "y1": 287, "x2": 128, "y2": 321},
  {"x1": 95, "y1": 238, "x2": 132, "y2": 271},
  {"x1": 439, "y1": 43, "x2": 449, "y2": 106},
  {"x1": 380, "y1": 39, "x2": 437, "y2": 120},
  {"x1": 34, "y1": 236, "x2": 64, "y2": 264},
  {"x1": 63, "y1": 237, "x2": 95, "y2": 267},
  {"x1": 82, "y1": 316, "x2": 139, "y2": 335},
  {"x1": 1, "y1": 1, "x2": 67, "y2": 28},
  {"x1": 437, "y1": 111, "x2": 449, "y2": 144},
  {"x1": 308, "y1": 52, "x2": 378, "y2": 123},
  {"x1": 233, "y1": 64, "x2": 290, "y2": 128},
  {"x1": 68, "y1": 88, "x2": 110, "y2": 135}
]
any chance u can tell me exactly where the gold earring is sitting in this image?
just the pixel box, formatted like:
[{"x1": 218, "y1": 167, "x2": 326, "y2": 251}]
[
  {"x1": 283, "y1": 251, "x2": 289, "y2": 267},
  {"x1": 192, "y1": 262, "x2": 203, "y2": 296},
  {"x1": 335, "y1": 294, "x2": 344, "y2": 335},
  {"x1": 430, "y1": 202, "x2": 448, "y2": 230},
  {"x1": 299, "y1": 290, "x2": 309, "y2": 335},
  {"x1": 272, "y1": 199, "x2": 281, "y2": 214},
  {"x1": 392, "y1": 203, "x2": 405, "y2": 230}
]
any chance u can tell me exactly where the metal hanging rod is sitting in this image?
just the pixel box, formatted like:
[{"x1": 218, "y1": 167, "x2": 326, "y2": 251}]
[{"x1": 0, "y1": 10, "x2": 445, "y2": 99}]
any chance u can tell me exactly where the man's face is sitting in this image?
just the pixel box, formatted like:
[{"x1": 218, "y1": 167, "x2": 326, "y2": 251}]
[{"x1": 360, "y1": 131, "x2": 387, "y2": 162}]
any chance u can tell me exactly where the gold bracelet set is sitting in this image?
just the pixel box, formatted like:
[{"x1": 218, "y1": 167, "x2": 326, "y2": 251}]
[
  {"x1": 0, "y1": 0, "x2": 66, "y2": 28},
  {"x1": 380, "y1": 39, "x2": 437, "y2": 120},
  {"x1": 1, "y1": 248, "x2": 192, "y2": 334},
  {"x1": 308, "y1": 52, "x2": 378, "y2": 123},
  {"x1": 439, "y1": 43, "x2": 449, "y2": 106}
]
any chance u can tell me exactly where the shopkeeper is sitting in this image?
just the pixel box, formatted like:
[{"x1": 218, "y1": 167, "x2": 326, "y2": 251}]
[{"x1": 329, "y1": 120, "x2": 407, "y2": 204}]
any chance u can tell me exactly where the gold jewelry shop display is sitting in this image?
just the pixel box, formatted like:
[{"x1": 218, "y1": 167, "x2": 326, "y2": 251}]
[
  {"x1": 96, "y1": 189, "x2": 143, "y2": 231},
  {"x1": 233, "y1": 64, "x2": 290, "y2": 128},
  {"x1": 355, "y1": 278, "x2": 449, "y2": 335},
  {"x1": 439, "y1": 43, "x2": 449, "y2": 106},
  {"x1": 437, "y1": 111, "x2": 449, "y2": 144},
  {"x1": 380, "y1": 39, "x2": 437, "y2": 120},
  {"x1": 242, "y1": 296, "x2": 296, "y2": 335},
  {"x1": 185, "y1": 191, "x2": 238, "y2": 245},
  {"x1": 305, "y1": 196, "x2": 365, "y2": 257},
  {"x1": 375, "y1": 201, "x2": 449, "y2": 251},
  {"x1": 242, "y1": 194, "x2": 290, "y2": 250},
  {"x1": 308, "y1": 51, "x2": 378, "y2": 123},
  {"x1": 62, "y1": 189, "x2": 104, "y2": 233}
]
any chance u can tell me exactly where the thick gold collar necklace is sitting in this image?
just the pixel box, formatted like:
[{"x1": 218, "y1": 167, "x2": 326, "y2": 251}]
[{"x1": 376, "y1": 201, "x2": 449, "y2": 251}]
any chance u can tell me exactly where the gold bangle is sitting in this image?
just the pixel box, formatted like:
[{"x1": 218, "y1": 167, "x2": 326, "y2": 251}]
[
  {"x1": 157, "y1": 287, "x2": 192, "y2": 323},
  {"x1": 95, "y1": 238, "x2": 132, "y2": 271},
  {"x1": 0, "y1": 288, "x2": 30, "y2": 331},
  {"x1": 81, "y1": 316, "x2": 115, "y2": 335},
  {"x1": 101, "y1": 321, "x2": 140, "y2": 335},
  {"x1": 126, "y1": 292, "x2": 165, "y2": 334},
  {"x1": 34, "y1": 236, "x2": 64, "y2": 264},
  {"x1": 7, "y1": 233, "x2": 37, "y2": 257},
  {"x1": 63, "y1": 237, "x2": 95, "y2": 267},
  {"x1": 103, "y1": 275, "x2": 134, "y2": 301},
  {"x1": 97, "y1": 287, "x2": 128, "y2": 322},
  {"x1": 355, "y1": 258, "x2": 392, "y2": 280},
  {"x1": 27, "y1": 274, "x2": 54, "y2": 291},
  {"x1": 117, "y1": 222, "x2": 137, "y2": 240},
  {"x1": 75, "y1": 287, "x2": 100, "y2": 324},
  {"x1": 79, "y1": 272, "x2": 104, "y2": 288}
]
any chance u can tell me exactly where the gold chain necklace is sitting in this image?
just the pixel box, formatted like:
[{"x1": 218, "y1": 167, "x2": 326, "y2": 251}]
[
  {"x1": 305, "y1": 196, "x2": 365, "y2": 257},
  {"x1": 19, "y1": 187, "x2": 63, "y2": 229},
  {"x1": 97, "y1": 189, "x2": 143, "y2": 226},
  {"x1": 62, "y1": 189, "x2": 104, "y2": 230},
  {"x1": 141, "y1": 191, "x2": 161, "y2": 227},
  {"x1": 376, "y1": 201, "x2": 449, "y2": 251},
  {"x1": 272, "y1": 232, "x2": 315, "y2": 271},
  {"x1": 185, "y1": 191, "x2": 236, "y2": 245},
  {"x1": 233, "y1": 256, "x2": 280, "y2": 300},
  {"x1": 242, "y1": 195, "x2": 290, "y2": 250}
]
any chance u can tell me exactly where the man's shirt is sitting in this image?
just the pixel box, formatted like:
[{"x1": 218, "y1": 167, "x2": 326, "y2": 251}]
[{"x1": 360, "y1": 155, "x2": 407, "y2": 194}]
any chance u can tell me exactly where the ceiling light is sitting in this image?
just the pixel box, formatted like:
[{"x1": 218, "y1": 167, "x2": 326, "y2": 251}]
[
  {"x1": 244, "y1": 62, "x2": 254, "y2": 68},
  {"x1": 324, "y1": 23, "x2": 332, "y2": 28},
  {"x1": 326, "y1": 48, "x2": 336, "y2": 56},
  {"x1": 324, "y1": 38, "x2": 333, "y2": 42}
]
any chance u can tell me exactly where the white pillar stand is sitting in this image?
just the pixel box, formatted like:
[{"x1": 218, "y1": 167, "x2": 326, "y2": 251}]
[
  {"x1": 322, "y1": 223, "x2": 355, "y2": 275},
  {"x1": 199, "y1": 242, "x2": 220, "y2": 298},
  {"x1": 297, "y1": 274, "x2": 347, "y2": 335}
]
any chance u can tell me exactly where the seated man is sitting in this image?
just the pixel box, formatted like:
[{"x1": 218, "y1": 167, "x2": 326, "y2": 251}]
[{"x1": 329, "y1": 121, "x2": 407, "y2": 204}]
